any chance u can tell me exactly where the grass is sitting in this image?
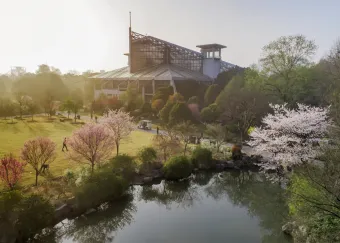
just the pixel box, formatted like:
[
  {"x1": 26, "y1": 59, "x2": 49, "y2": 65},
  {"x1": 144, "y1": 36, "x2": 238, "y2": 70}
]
[{"x1": 0, "y1": 116, "x2": 153, "y2": 187}]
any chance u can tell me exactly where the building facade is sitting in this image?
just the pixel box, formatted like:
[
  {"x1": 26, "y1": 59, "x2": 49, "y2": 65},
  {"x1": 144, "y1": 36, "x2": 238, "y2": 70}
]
[{"x1": 91, "y1": 28, "x2": 238, "y2": 102}]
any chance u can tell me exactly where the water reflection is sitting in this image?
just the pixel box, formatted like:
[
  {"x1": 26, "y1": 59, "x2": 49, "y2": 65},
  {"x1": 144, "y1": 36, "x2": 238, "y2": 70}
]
[
  {"x1": 39, "y1": 172, "x2": 291, "y2": 243},
  {"x1": 205, "y1": 171, "x2": 291, "y2": 243},
  {"x1": 38, "y1": 196, "x2": 136, "y2": 243}
]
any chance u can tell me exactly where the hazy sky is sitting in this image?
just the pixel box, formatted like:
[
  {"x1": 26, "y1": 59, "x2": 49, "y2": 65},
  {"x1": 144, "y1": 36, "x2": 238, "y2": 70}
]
[{"x1": 0, "y1": 0, "x2": 339, "y2": 74}]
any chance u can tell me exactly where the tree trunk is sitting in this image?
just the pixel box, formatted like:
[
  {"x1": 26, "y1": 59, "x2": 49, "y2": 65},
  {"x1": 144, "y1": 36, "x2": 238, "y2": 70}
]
[
  {"x1": 184, "y1": 143, "x2": 187, "y2": 155},
  {"x1": 116, "y1": 143, "x2": 119, "y2": 156},
  {"x1": 91, "y1": 163, "x2": 94, "y2": 173},
  {"x1": 35, "y1": 171, "x2": 39, "y2": 186}
]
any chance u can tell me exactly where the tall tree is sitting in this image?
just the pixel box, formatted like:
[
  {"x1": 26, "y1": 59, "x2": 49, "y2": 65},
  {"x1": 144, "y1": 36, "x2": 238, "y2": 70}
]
[
  {"x1": 26, "y1": 97, "x2": 39, "y2": 121},
  {"x1": 0, "y1": 98, "x2": 15, "y2": 120},
  {"x1": 260, "y1": 35, "x2": 317, "y2": 103},
  {"x1": 204, "y1": 84, "x2": 220, "y2": 106},
  {"x1": 14, "y1": 93, "x2": 29, "y2": 119}
]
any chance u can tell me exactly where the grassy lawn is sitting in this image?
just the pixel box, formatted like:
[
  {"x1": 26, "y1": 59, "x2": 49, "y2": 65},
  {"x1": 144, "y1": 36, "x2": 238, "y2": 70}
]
[{"x1": 0, "y1": 116, "x2": 153, "y2": 187}]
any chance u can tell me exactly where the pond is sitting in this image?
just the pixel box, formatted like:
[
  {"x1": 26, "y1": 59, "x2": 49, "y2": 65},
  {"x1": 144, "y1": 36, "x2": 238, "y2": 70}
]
[{"x1": 38, "y1": 171, "x2": 292, "y2": 243}]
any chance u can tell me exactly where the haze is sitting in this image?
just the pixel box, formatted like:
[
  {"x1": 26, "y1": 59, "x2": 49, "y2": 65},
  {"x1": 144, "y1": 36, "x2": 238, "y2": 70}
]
[{"x1": 0, "y1": 0, "x2": 339, "y2": 74}]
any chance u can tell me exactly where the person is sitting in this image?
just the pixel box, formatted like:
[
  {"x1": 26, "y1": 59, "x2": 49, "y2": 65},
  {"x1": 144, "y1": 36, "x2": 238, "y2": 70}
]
[
  {"x1": 156, "y1": 126, "x2": 159, "y2": 135},
  {"x1": 62, "y1": 137, "x2": 68, "y2": 152}
]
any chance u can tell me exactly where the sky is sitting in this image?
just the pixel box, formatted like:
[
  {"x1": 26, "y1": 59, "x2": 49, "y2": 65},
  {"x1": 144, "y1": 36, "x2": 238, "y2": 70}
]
[{"x1": 0, "y1": 0, "x2": 339, "y2": 74}]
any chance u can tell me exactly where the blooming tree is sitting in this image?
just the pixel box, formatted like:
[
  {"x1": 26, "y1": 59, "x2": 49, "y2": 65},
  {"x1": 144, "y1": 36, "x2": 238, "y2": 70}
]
[
  {"x1": 248, "y1": 103, "x2": 331, "y2": 170},
  {"x1": 0, "y1": 154, "x2": 25, "y2": 190},
  {"x1": 101, "y1": 109, "x2": 134, "y2": 155},
  {"x1": 21, "y1": 137, "x2": 57, "y2": 186},
  {"x1": 67, "y1": 123, "x2": 115, "y2": 172}
]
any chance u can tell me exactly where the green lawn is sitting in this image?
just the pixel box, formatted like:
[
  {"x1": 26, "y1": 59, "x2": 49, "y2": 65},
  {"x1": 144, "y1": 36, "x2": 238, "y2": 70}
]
[{"x1": 0, "y1": 117, "x2": 153, "y2": 187}]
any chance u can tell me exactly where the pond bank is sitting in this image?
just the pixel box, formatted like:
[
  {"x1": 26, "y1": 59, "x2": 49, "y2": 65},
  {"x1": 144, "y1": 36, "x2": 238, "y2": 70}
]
[{"x1": 37, "y1": 171, "x2": 292, "y2": 243}]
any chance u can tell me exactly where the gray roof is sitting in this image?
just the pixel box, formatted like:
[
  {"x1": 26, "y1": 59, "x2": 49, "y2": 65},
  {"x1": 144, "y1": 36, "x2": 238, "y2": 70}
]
[
  {"x1": 90, "y1": 64, "x2": 213, "y2": 82},
  {"x1": 196, "y1": 44, "x2": 226, "y2": 49}
]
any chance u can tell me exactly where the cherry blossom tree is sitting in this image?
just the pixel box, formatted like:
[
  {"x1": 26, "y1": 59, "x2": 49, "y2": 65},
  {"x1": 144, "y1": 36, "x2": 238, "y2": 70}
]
[
  {"x1": 248, "y1": 103, "x2": 331, "y2": 170},
  {"x1": 0, "y1": 154, "x2": 25, "y2": 190},
  {"x1": 21, "y1": 137, "x2": 57, "y2": 186},
  {"x1": 67, "y1": 123, "x2": 115, "y2": 172},
  {"x1": 101, "y1": 109, "x2": 134, "y2": 155}
]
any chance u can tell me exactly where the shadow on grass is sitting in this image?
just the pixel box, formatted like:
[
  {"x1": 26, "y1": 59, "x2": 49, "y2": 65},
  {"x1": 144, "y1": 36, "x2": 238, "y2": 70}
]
[{"x1": 0, "y1": 121, "x2": 21, "y2": 133}]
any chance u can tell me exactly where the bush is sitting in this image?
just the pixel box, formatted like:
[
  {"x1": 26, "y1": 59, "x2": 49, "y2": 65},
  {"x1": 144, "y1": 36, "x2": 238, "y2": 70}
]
[
  {"x1": 137, "y1": 147, "x2": 158, "y2": 174},
  {"x1": 163, "y1": 155, "x2": 193, "y2": 180},
  {"x1": 109, "y1": 154, "x2": 137, "y2": 182},
  {"x1": 74, "y1": 168, "x2": 129, "y2": 211},
  {"x1": 231, "y1": 144, "x2": 242, "y2": 160},
  {"x1": 200, "y1": 103, "x2": 220, "y2": 123},
  {"x1": 63, "y1": 169, "x2": 76, "y2": 183},
  {"x1": 0, "y1": 191, "x2": 55, "y2": 242},
  {"x1": 191, "y1": 147, "x2": 214, "y2": 169},
  {"x1": 16, "y1": 194, "x2": 55, "y2": 241},
  {"x1": 138, "y1": 147, "x2": 157, "y2": 164}
]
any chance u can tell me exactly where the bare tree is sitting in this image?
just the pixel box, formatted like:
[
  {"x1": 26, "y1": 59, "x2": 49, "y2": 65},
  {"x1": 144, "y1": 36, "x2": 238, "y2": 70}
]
[
  {"x1": 14, "y1": 92, "x2": 29, "y2": 119},
  {"x1": 174, "y1": 121, "x2": 198, "y2": 155},
  {"x1": 21, "y1": 137, "x2": 57, "y2": 186},
  {"x1": 205, "y1": 124, "x2": 226, "y2": 152},
  {"x1": 102, "y1": 109, "x2": 134, "y2": 156}
]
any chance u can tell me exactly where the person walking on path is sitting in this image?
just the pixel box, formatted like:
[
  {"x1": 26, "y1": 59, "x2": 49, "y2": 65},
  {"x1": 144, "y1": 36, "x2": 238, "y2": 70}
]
[
  {"x1": 62, "y1": 137, "x2": 68, "y2": 152},
  {"x1": 156, "y1": 126, "x2": 159, "y2": 135}
]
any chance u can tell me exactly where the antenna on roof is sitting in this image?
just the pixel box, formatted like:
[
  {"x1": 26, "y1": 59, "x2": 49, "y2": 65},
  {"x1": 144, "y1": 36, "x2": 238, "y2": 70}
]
[{"x1": 129, "y1": 11, "x2": 131, "y2": 28}]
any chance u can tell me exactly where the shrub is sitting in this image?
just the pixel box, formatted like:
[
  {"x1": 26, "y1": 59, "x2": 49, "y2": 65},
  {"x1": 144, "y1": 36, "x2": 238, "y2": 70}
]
[
  {"x1": 137, "y1": 147, "x2": 158, "y2": 174},
  {"x1": 231, "y1": 144, "x2": 242, "y2": 160},
  {"x1": 16, "y1": 194, "x2": 55, "y2": 241},
  {"x1": 163, "y1": 155, "x2": 193, "y2": 180},
  {"x1": 200, "y1": 103, "x2": 220, "y2": 123},
  {"x1": 138, "y1": 147, "x2": 157, "y2": 164},
  {"x1": 191, "y1": 147, "x2": 214, "y2": 169},
  {"x1": 159, "y1": 100, "x2": 174, "y2": 123},
  {"x1": 74, "y1": 166, "x2": 92, "y2": 187},
  {"x1": 63, "y1": 169, "x2": 76, "y2": 183},
  {"x1": 109, "y1": 154, "x2": 137, "y2": 182},
  {"x1": 74, "y1": 168, "x2": 128, "y2": 210},
  {"x1": 0, "y1": 191, "x2": 55, "y2": 242}
]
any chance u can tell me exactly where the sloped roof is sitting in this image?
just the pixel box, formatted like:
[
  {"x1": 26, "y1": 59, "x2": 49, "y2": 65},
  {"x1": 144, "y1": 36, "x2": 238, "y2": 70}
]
[{"x1": 90, "y1": 64, "x2": 213, "y2": 82}]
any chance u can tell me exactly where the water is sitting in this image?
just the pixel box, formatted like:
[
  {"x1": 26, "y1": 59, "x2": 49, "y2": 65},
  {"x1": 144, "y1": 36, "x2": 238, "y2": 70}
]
[{"x1": 38, "y1": 171, "x2": 292, "y2": 243}]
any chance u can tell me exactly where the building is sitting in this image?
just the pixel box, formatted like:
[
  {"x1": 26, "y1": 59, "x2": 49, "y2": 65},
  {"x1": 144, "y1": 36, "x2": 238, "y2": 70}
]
[{"x1": 91, "y1": 27, "x2": 238, "y2": 102}]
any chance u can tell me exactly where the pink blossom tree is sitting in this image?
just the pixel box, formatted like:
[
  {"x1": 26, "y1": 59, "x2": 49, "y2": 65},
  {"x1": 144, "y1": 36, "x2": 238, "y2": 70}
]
[
  {"x1": 248, "y1": 103, "x2": 331, "y2": 170},
  {"x1": 101, "y1": 109, "x2": 134, "y2": 155},
  {"x1": 67, "y1": 123, "x2": 115, "y2": 172},
  {"x1": 188, "y1": 103, "x2": 200, "y2": 121},
  {"x1": 21, "y1": 137, "x2": 57, "y2": 186},
  {"x1": 0, "y1": 154, "x2": 25, "y2": 190}
]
